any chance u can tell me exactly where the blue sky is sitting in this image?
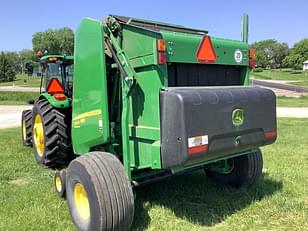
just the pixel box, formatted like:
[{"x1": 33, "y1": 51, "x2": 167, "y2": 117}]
[{"x1": 0, "y1": 0, "x2": 307, "y2": 51}]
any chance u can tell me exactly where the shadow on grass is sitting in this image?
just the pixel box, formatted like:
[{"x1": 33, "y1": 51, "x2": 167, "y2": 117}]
[{"x1": 132, "y1": 170, "x2": 282, "y2": 230}]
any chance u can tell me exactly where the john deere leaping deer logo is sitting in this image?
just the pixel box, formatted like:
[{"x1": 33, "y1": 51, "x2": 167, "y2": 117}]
[{"x1": 232, "y1": 108, "x2": 244, "y2": 126}]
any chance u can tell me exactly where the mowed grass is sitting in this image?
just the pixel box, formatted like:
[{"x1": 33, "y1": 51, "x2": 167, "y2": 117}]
[
  {"x1": 276, "y1": 96, "x2": 308, "y2": 107},
  {"x1": 0, "y1": 119, "x2": 307, "y2": 230},
  {"x1": 0, "y1": 74, "x2": 41, "y2": 87},
  {"x1": 0, "y1": 91, "x2": 39, "y2": 105},
  {"x1": 252, "y1": 69, "x2": 308, "y2": 88}
]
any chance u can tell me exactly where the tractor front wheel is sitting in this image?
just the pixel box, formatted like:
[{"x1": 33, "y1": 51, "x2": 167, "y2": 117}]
[
  {"x1": 21, "y1": 109, "x2": 32, "y2": 146},
  {"x1": 205, "y1": 149, "x2": 263, "y2": 187},
  {"x1": 32, "y1": 99, "x2": 70, "y2": 168},
  {"x1": 66, "y1": 152, "x2": 135, "y2": 231}
]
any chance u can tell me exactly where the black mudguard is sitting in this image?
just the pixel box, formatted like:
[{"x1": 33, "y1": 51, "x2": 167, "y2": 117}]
[{"x1": 160, "y1": 87, "x2": 277, "y2": 169}]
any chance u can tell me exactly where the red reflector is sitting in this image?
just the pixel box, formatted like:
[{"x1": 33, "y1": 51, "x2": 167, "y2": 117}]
[
  {"x1": 158, "y1": 52, "x2": 167, "y2": 64},
  {"x1": 249, "y1": 59, "x2": 256, "y2": 69},
  {"x1": 188, "y1": 144, "x2": 208, "y2": 155},
  {"x1": 47, "y1": 78, "x2": 64, "y2": 94},
  {"x1": 53, "y1": 93, "x2": 66, "y2": 101},
  {"x1": 196, "y1": 35, "x2": 216, "y2": 63},
  {"x1": 265, "y1": 131, "x2": 277, "y2": 139}
]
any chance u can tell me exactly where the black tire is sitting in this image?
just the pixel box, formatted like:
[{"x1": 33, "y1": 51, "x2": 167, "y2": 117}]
[
  {"x1": 54, "y1": 170, "x2": 66, "y2": 198},
  {"x1": 205, "y1": 149, "x2": 263, "y2": 187},
  {"x1": 32, "y1": 99, "x2": 71, "y2": 168},
  {"x1": 21, "y1": 109, "x2": 32, "y2": 146},
  {"x1": 66, "y1": 152, "x2": 134, "y2": 231}
]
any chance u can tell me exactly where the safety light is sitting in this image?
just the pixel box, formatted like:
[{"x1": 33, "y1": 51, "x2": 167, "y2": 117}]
[
  {"x1": 249, "y1": 48, "x2": 256, "y2": 59},
  {"x1": 265, "y1": 131, "x2": 277, "y2": 140},
  {"x1": 48, "y1": 57, "x2": 58, "y2": 62},
  {"x1": 36, "y1": 51, "x2": 43, "y2": 57},
  {"x1": 47, "y1": 78, "x2": 64, "y2": 94},
  {"x1": 249, "y1": 48, "x2": 256, "y2": 69},
  {"x1": 53, "y1": 93, "x2": 66, "y2": 101},
  {"x1": 158, "y1": 52, "x2": 167, "y2": 65},
  {"x1": 157, "y1": 39, "x2": 166, "y2": 52},
  {"x1": 196, "y1": 35, "x2": 216, "y2": 63}
]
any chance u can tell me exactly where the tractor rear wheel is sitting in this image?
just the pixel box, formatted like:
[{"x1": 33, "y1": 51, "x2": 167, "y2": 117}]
[
  {"x1": 32, "y1": 99, "x2": 70, "y2": 168},
  {"x1": 21, "y1": 109, "x2": 32, "y2": 146},
  {"x1": 205, "y1": 149, "x2": 263, "y2": 187},
  {"x1": 66, "y1": 152, "x2": 135, "y2": 231}
]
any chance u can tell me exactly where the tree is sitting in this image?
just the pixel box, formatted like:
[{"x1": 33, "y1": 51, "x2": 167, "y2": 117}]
[
  {"x1": 0, "y1": 52, "x2": 16, "y2": 82},
  {"x1": 282, "y1": 38, "x2": 308, "y2": 70},
  {"x1": 251, "y1": 39, "x2": 289, "y2": 68},
  {"x1": 19, "y1": 49, "x2": 36, "y2": 74},
  {"x1": 5, "y1": 51, "x2": 21, "y2": 73},
  {"x1": 32, "y1": 27, "x2": 74, "y2": 55}
]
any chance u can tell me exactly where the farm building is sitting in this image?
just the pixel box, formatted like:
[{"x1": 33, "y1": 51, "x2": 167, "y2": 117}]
[{"x1": 303, "y1": 60, "x2": 308, "y2": 71}]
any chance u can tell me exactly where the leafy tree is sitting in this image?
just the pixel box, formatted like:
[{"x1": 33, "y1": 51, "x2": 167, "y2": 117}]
[
  {"x1": 19, "y1": 49, "x2": 37, "y2": 74},
  {"x1": 32, "y1": 27, "x2": 74, "y2": 55},
  {"x1": 282, "y1": 38, "x2": 308, "y2": 70},
  {"x1": 0, "y1": 52, "x2": 16, "y2": 82},
  {"x1": 5, "y1": 51, "x2": 21, "y2": 73},
  {"x1": 251, "y1": 39, "x2": 289, "y2": 68}
]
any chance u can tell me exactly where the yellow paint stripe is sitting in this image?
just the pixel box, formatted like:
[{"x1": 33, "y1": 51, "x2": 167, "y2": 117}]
[{"x1": 73, "y1": 109, "x2": 101, "y2": 121}]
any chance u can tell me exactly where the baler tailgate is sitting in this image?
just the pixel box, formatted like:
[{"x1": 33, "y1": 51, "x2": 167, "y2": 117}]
[{"x1": 160, "y1": 87, "x2": 276, "y2": 168}]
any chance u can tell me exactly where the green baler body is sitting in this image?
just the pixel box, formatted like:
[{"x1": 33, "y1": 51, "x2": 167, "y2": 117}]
[{"x1": 71, "y1": 16, "x2": 254, "y2": 178}]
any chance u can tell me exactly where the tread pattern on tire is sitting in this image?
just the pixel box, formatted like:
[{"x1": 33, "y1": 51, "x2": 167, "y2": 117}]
[
  {"x1": 22, "y1": 109, "x2": 32, "y2": 146},
  {"x1": 206, "y1": 149, "x2": 263, "y2": 187},
  {"x1": 67, "y1": 152, "x2": 134, "y2": 231},
  {"x1": 33, "y1": 99, "x2": 71, "y2": 168}
]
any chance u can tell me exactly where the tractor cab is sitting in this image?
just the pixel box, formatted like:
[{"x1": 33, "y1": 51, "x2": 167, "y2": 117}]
[{"x1": 39, "y1": 55, "x2": 74, "y2": 97}]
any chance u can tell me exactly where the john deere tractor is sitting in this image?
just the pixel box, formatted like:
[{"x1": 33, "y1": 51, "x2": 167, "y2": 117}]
[
  {"x1": 21, "y1": 55, "x2": 74, "y2": 167},
  {"x1": 21, "y1": 14, "x2": 277, "y2": 231}
]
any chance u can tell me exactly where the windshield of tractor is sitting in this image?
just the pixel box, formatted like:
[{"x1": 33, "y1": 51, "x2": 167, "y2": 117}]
[
  {"x1": 42, "y1": 61, "x2": 73, "y2": 94},
  {"x1": 47, "y1": 63, "x2": 62, "y2": 80}
]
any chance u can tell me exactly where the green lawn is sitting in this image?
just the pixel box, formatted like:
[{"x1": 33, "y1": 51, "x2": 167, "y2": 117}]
[
  {"x1": 252, "y1": 69, "x2": 308, "y2": 81},
  {"x1": 252, "y1": 69, "x2": 308, "y2": 88},
  {"x1": 0, "y1": 118, "x2": 307, "y2": 230},
  {"x1": 276, "y1": 96, "x2": 308, "y2": 107},
  {"x1": 0, "y1": 91, "x2": 39, "y2": 105},
  {"x1": 0, "y1": 74, "x2": 41, "y2": 87}
]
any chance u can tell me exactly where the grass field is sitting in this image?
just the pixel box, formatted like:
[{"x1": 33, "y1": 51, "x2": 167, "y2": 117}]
[
  {"x1": 0, "y1": 118, "x2": 307, "y2": 230},
  {"x1": 276, "y1": 96, "x2": 308, "y2": 107},
  {"x1": 0, "y1": 74, "x2": 41, "y2": 87},
  {"x1": 252, "y1": 69, "x2": 308, "y2": 88},
  {"x1": 0, "y1": 91, "x2": 39, "y2": 105}
]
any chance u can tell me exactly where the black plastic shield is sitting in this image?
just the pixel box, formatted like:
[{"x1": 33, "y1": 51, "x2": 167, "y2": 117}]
[{"x1": 160, "y1": 87, "x2": 277, "y2": 169}]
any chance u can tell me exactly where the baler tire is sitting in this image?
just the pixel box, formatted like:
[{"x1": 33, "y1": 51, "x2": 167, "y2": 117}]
[
  {"x1": 66, "y1": 152, "x2": 135, "y2": 231},
  {"x1": 205, "y1": 149, "x2": 263, "y2": 187},
  {"x1": 21, "y1": 109, "x2": 33, "y2": 146},
  {"x1": 32, "y1": 99, "x2": 70, "y2": 168},
  {"x1": 54, "y1": 170, "x2": 67, "y2": 198}
]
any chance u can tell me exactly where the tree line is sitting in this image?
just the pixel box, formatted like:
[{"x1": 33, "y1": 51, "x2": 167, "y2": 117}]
[
  {"x1": 0, "y1": 27, "x2": 73, "y2": 83},
  {"x1": 251, "y1": 38, "x2": 308, "y2": 70},
  {"x1": 1, "y1": 26, "x2": 307, "y2": 83}
]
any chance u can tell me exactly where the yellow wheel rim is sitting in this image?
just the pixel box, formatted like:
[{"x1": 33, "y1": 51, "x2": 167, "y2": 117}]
[
  {"x1": 33, "y1": 114, "x2": 44, "y2": 157},
  {"x1": 74, "y1": 182, "x2": 90, "y2": 220},
  {"x1": 22, "y1": 120, "x2": 26, "y2": 141},
  {"x1": 55, "y1": 176, "x2": 62, "y2": 192}
]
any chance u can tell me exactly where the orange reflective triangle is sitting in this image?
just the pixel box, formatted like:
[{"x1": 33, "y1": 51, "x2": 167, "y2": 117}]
[
  {"x1": 196, "y1": 35, "x2": 216, "y2": 63},
  {"x1": 47, "y1": 78, "x2": 64, "y2": 93}
]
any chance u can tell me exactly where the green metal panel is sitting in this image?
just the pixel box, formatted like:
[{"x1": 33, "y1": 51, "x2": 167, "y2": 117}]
[
  {"x1": 161, "y1": 31, "x2": 249, "y2": 66},
  {"x1": 39, "y1": 93, "x2": 70, "y2": 108},
  {"x1": 121, "y1": 26, "x2": 166, "y2": 169},
  {"x1": 72, "y1": 18, "x2": 110, "y2": 154}
]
